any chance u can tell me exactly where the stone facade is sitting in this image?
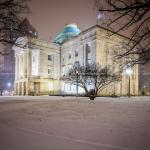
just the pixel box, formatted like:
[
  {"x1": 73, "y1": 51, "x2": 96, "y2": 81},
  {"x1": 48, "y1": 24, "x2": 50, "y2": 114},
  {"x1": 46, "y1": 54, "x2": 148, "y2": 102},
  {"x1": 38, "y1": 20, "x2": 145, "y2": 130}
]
[
  {"x1": 60, "y1": 26, "x2": 139, "y2": 96},
  {"x1": 13, "y1": 37, "x2": 60, "y2": 95},
  {"x1": 13, "y1": 25, "x2": 145, "y2": 96}
]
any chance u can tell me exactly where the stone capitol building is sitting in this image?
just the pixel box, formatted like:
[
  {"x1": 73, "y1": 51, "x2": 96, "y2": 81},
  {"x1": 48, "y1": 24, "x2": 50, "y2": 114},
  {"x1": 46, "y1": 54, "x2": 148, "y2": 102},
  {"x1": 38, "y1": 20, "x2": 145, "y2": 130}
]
[{"x1": 13, "y1": 24, "x2": 150, "y2": 96}]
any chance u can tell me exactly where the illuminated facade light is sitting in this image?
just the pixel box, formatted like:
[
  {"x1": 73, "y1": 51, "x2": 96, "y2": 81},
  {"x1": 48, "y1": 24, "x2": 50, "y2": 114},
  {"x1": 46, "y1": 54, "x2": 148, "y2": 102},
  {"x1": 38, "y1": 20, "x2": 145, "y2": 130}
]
[
  {"x1": 126, "y1": 68, "x2": 132, "y2": 76},
  {"x1": 7, "y1": 82, "x2": 11, "y2": 87}
]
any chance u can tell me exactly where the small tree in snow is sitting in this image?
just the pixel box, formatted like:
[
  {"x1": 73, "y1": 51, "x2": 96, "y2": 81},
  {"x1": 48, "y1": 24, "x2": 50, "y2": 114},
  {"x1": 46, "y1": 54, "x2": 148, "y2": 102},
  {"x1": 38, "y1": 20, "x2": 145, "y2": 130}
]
[{"x1": 62, "y1": 63, "x2": 120, "y2": 100}]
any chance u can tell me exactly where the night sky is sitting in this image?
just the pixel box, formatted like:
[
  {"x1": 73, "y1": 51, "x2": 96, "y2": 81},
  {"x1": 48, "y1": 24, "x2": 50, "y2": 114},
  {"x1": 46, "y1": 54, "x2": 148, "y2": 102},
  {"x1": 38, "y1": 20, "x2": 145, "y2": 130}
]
[{"x1": 27, "y1": 0, "x2": 97, "y2": 41}]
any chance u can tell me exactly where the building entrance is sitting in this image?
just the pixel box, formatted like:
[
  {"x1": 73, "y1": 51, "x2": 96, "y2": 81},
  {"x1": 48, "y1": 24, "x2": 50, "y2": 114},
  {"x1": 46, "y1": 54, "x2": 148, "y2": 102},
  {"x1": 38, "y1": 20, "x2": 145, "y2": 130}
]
[{"x1": 34, "y1": 82, "x2": 40, "y2": 95}]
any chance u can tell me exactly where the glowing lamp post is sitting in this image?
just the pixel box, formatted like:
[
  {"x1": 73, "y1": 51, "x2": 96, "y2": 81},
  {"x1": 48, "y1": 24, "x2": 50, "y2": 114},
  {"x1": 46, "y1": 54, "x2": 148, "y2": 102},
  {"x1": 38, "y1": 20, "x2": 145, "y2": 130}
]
[
  {"x1": 76, "y1": 71, "x2": 79, "y2": 97},
  {"x1": 126, "y1": 68, "x2": 132, "y2": 98},
  {"x1": 7, "y1": 82, "x2": 11, "y2": 96},
  {"x1": 7, "y1": 82, "x2": 11, "y2": 87}
]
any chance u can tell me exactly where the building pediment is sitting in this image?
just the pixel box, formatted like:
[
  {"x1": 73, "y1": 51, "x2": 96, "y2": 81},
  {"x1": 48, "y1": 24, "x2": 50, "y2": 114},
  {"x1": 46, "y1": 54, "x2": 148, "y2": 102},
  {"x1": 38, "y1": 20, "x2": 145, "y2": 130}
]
[{"x1": 12, "y1": 37, "x2": 28, "y2": 54}]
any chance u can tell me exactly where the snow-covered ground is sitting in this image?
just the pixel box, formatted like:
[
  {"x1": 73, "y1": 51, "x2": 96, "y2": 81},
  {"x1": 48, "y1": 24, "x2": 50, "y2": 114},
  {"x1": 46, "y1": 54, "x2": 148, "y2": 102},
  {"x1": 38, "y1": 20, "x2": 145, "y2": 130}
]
[{"x1": 0, "y1": 96, "x2": 150, "y2": 150}]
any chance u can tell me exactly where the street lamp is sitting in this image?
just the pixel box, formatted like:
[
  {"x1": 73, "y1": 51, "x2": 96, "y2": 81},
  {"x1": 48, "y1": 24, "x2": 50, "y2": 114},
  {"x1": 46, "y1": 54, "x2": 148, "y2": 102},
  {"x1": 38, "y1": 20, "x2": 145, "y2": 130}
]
[
  {"x1": 7, "y1": 82, "x2": 11, "y2": 96},
  {"x1": 126, "y1": 67, "x2": 132, "y2": 98},
  {"x1": 76, "y1": 70, "x2": 79, "y2": 97},
  {"x1": 7, "y1": 82, "x2": 11, "y2": 87}
]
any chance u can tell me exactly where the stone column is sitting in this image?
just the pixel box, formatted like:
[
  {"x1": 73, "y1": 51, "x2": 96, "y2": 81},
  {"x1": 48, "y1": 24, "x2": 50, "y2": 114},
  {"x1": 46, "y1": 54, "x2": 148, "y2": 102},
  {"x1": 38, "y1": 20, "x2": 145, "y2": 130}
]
[
  {"x1": 18, "y1": 56, "x2": 21, "y2": 79},
  {"x1": 15, "y1": 56, "x2": 17, "y2": 80}
]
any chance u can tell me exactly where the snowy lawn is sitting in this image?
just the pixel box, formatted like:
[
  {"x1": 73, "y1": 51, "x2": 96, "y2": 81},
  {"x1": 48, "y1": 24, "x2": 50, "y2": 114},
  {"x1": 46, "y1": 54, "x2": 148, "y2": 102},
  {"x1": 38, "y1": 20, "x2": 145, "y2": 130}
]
[{"x1": 0, "y1": 96, "x2": 150, "y2": 150}]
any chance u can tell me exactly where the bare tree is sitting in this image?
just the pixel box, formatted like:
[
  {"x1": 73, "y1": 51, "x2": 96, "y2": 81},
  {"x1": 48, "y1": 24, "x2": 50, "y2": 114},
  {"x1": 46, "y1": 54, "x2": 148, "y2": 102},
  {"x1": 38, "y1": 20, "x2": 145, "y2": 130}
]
[
  {"x1": 0, "y1": 0, "x2": 35, "y2": 53},
  {"x1": 62, "y1": 63, "x2": 119, "y2": 100},
  {"x1": 95, "y1": 0, "x2": 150, "y2": 65}
]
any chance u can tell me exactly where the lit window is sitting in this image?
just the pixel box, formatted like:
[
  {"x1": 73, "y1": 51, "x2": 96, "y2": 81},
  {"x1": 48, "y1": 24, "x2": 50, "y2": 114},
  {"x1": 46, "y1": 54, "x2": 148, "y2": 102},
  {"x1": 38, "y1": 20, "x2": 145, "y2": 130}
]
[
  {"x1": 48, "y1": 55, "x2": 52, "y2": 61},
  {"x1": 75, "y1": 61, "x2": 79, "y2": 67},
  {"x1": 87, "y1": 59, "x2": 92, "y2": 64},
  {"x1": 68, "y1": 64, "x2": 72, "y2": 70}
]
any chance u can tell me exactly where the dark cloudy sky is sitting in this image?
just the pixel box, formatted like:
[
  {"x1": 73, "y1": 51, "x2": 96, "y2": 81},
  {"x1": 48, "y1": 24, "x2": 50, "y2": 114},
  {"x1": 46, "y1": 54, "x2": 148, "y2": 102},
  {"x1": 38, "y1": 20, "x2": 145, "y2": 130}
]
[{"x1": 27, "y1": 0, "x2": 97, "y2": 41}]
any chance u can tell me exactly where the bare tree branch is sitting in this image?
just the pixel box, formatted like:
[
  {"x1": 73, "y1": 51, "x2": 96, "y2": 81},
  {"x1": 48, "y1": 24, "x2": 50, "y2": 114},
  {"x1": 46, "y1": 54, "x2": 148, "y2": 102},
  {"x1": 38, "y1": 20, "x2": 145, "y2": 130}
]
[
  {"x1": 0, "y1": 0, "x2": 38, "y2": 55},
  {"x1": 95, "y1": 0, "x2": 150, "y2": 65},
  {"x1": 62, "y1": 63, "x2": 120, "y2": 100}
]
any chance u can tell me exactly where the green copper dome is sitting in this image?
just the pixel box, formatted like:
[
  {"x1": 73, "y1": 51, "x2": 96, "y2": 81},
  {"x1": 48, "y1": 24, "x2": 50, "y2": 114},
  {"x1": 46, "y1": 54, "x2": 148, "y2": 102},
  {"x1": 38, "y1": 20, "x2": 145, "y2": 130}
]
[{"x1": 54, "y1": 24, "x2": 80, "y2": 44}]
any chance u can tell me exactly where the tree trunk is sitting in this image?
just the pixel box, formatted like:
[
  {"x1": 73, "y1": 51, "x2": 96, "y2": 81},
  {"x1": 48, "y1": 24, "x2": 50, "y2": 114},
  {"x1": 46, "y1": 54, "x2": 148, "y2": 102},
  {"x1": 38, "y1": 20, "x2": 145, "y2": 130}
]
[{"x1": 89, "y1": 95, "x2": 95, "y2": 100}]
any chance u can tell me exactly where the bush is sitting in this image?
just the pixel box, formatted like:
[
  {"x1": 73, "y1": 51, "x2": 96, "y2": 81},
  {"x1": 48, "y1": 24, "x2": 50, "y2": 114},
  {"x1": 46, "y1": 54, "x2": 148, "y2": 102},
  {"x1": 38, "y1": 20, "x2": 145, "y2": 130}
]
[
  {"x1": 88, "y1": 89, "x2": 96, "y2": 100},
  {"x1": 141, "y1": 91, "x2": 145, "y2": 95}
]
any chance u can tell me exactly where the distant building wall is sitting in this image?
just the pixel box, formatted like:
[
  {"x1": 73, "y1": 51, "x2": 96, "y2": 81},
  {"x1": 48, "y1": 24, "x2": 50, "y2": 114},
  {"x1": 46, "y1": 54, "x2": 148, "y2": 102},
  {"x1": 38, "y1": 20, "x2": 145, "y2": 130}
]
[{"x1": 0, "y1": 45, "x2": 15, "y2": 95}]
